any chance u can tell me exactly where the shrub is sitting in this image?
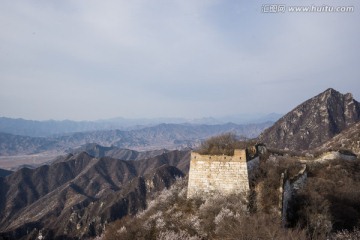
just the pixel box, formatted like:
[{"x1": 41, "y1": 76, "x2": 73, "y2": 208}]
[
  {"x1": 289, "y1": 159, "x2": 360, "y2": 238},
  {"x1": 104, "y1": 177, "x2": 306, "y2": 240},
  {"x1": 196, "y1": 133, "x2": 256, "y2": 156},
  {"x1": 104, "y1": 156, "x2": 360, "y2": 240}
]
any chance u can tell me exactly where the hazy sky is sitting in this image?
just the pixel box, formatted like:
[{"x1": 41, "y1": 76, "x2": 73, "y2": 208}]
[{"x1": 1, "y1": 0, "x2": 359, "y2": 121}]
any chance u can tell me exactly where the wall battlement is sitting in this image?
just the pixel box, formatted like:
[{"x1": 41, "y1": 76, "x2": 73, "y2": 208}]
[
  {"x1": 191, "y1": 149, "x2": 247, "y2": 163},
  {"x1": 187, "y1": 149, "x2": 258, "y2": 198}
]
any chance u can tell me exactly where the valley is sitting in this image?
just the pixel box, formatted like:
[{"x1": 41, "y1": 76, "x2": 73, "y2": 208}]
[
  {"x1": 0, "y1": 122, "x2": 272, "y2": 170},
  {"x1": 2, "y1": 1, "x2": 358, "y2": 238},
  {"x1": 0, "y1": 88, "x2": 359, "y2": 240}
]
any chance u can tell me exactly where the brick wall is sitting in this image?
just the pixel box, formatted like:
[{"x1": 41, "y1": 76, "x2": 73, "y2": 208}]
[{"x1": 187, "y1": 150, "x2": 253, "y2": 198}]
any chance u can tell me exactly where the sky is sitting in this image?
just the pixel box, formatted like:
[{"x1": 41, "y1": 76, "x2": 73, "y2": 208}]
[{"x1": 0, "y1": 0, "x2": 359, "y2": 121}]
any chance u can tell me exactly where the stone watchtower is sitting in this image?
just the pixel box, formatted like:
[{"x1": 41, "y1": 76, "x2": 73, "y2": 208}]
[{"x1": 187, "y1": 149, "x2": 259, "y2": 198}]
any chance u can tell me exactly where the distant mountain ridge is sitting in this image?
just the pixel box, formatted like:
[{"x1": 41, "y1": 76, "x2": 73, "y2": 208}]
[
  {"x1": 259, "y1": 88, "x2": 360, "y2": 151},
  {"x1": 0, "y1": 114, "x2": 281, "y2": 137},
  {"x1": 0, "y1": 122, "x2": 272, "y2": 157},
  {"x1": 0, "y1": 117, "x2": 125, "y2": 137},
  {"x1": 0, "y1": 132, "x2": 55, "y2": 156},
  {"x1": 63, "y1": 143, "x2": 170, "y2": 161}
]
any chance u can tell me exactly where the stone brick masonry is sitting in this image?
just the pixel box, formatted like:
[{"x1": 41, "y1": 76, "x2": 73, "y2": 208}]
[{"x1": 187, "y1": 149, "x2": 254, "y2": 198}]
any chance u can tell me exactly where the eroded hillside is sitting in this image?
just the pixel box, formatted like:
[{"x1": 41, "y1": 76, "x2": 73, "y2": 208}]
[{"x1": 259, "y1": 88, "x2": 360, "y2": 151}]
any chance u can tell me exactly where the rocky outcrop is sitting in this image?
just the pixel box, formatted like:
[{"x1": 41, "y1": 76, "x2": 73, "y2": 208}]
[
  {"x1": 259, "y1": 88, "x2": 360, "y2": 151},
  {"x1": 0, "y1": 168, "x2": 12, "y2": 178},
  {"x1": 316, "y1": 121, "x2": 360, "y2": 156}
]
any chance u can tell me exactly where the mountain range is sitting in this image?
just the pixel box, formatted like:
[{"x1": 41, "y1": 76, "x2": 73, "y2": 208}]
[
  {"x1": 0, "y1": 113, "x2": 282, "y2": 138},
  {"x1": 0, "y1": 88, "x2": 359, "y2": 239},
  {"x1": 0, "y1": 150, "x2": 190, "y2": 239},
  {"x1": 0, "y1": 122, "x2": 272, "y2": 157}
]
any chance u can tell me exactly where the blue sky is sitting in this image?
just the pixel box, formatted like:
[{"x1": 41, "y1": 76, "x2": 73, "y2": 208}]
[{"x1": 0, "y1": 0, "x2": 359, "y2": 120}]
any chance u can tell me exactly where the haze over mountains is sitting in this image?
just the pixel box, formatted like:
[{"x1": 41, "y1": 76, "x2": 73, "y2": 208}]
[
  {"x1": 0, "y1": 88, "x2": 360, "y2": 239},
  {"x1": 0, "y1": 122, "x2": 272, "y2": 157},
  {"x1": 0, "y1": 113, "x2": 281, "y2": 138}
]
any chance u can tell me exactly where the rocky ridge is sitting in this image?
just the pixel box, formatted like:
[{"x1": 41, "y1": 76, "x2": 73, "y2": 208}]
[
  {"x1": 0, "y1": 150, "x2": 189, "y2": 239},
  {"x1": 316, "y1": 121, "x2": 360, "y2": 155},
  {"x1": 259, "y1": 88, "x2": 360, "y2": 151}
]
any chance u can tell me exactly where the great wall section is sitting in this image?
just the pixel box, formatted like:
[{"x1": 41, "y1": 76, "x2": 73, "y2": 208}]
[
  {"x1": 186, "y1": 144, "x2": 359, "y2": 228},
  {"x1": 187, "y1": 147, "x2": 261, "y2": 198}
]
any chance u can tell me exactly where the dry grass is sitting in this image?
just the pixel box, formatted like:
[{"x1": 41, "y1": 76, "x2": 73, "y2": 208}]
[
  {"x1": 104, "y1": 153, "x2": 360, "y2": 240},
  {"x1": 104, "y1": 178, "x2": 306, "y2": 240}
]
